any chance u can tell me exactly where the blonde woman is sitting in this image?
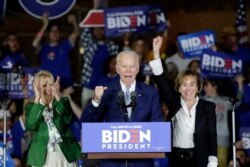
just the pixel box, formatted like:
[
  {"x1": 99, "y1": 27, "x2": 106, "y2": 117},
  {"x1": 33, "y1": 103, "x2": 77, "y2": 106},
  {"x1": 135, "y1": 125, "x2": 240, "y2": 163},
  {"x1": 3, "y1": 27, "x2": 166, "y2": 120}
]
[{"x1": 25, "y1": 70, "x2": 81, "y2": 167}]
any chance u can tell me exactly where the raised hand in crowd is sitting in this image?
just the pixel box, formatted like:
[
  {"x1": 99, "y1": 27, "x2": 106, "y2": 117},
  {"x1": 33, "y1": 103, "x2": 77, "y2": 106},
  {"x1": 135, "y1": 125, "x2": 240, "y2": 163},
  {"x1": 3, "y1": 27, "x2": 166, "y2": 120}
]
[
  {"x1": 67, "y1": 14, "x2": 80, "y2": 44},
  {"x1": 32, "y1": 12, "x2": 49, "y2": 48},
  {"x1": 152, "y1": 36, "x2": 163, "y2": 58},
  {"x1": 62, "y1": 86, "x2": 82, "y2": 119},
  {"x1": 235, "y1": 74, "x2": 245, "y2": 102}
]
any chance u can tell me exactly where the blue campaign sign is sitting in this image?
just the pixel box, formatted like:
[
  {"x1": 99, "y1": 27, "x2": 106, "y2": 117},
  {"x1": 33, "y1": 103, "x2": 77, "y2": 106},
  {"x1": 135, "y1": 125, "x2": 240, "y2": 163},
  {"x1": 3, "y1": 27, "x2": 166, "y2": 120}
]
[
  {"x1": 141, "y1": 63, "x2": 153, "y2": 76},
  {"x1": 177, "y1": 30, "x2": 216, "y2": 58},
  {"x1": 0, "y1": 142, "x2": 15, "y2": 167},
  {"x1": 104, "y1": 5, "x2": 167, "y2": 37},
  {"x1": 0, "y1": 56, "x2": 15, "y2": 70},
  {"x1": 0, "y1": 67, "x2": 40, "y2": 99},
  {"x1": 0, "y1": 57, "x2": 40, "y2": 99},
  {"x1": 201, "y1": 49, "x2": 243, "y2": 79},
  {"x1": 18, "y1": 0, "x2": 76, "y2": 19},
  {"x1": 82, "y1": 122, "x2": 171, "y2": 153},
  {"x1": 239, "y1": 127, "x2": 250, "y2": 155}
]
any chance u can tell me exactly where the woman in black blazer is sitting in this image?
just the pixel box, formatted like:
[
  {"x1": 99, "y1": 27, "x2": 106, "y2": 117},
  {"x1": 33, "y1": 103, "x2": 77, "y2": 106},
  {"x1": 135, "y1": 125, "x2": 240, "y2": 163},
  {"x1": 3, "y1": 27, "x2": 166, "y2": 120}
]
[{"x1": 149, "y1": 36, "x2": 218, "y2": 167}]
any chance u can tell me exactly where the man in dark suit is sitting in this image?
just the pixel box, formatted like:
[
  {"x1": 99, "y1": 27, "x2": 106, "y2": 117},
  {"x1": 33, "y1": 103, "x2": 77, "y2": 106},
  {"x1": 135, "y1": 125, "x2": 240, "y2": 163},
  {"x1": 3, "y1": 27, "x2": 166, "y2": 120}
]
[{"x1": 81, "y1": 50, "x2": 163, "y2": 167}]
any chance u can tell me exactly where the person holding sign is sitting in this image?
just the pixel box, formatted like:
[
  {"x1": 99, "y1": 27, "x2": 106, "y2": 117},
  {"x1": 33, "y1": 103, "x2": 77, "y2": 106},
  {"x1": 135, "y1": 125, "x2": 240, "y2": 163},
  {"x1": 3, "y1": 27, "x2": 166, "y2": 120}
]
[
  {"x1": 165, "y1": 32, "x2": 198, "y2": 74},
  {"x1": 25, "y1": 70, "x2": 81, "y2": 167},
  {"x1": 150, "y1": 36, "x2": 218, "y2": 167},
  {"x1": 81, "y1": 50, "x2": 163, "y2": 167}
]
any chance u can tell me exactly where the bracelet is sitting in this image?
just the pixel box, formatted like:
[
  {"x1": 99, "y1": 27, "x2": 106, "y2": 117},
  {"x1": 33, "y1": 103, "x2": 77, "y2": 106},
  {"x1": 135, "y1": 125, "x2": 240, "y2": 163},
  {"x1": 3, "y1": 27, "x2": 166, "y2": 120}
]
[{"x1": 37, "y1": 31, "x2": 44, "y2": 37}]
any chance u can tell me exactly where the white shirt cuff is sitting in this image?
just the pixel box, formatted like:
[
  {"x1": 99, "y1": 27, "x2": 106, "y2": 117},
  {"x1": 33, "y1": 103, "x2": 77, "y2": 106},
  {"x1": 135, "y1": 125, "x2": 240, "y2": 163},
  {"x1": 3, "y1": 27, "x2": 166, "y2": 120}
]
[
  {"x1": 207, "y1": 156, "x2": 218, "y2": 167},
  {"x1": 149, "y1": 58, "x2": 163, "y2": 76},
  {"x1": 92, "y1": 99, "x2": 100, "y2": 107}
]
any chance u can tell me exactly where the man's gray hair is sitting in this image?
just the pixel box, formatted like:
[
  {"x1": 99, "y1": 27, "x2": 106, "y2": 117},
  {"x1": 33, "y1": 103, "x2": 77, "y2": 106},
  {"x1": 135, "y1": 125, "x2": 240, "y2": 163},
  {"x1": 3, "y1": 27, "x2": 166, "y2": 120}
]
[{"x1": 116, "y1": 50, "x2": 140, "y2": 66}]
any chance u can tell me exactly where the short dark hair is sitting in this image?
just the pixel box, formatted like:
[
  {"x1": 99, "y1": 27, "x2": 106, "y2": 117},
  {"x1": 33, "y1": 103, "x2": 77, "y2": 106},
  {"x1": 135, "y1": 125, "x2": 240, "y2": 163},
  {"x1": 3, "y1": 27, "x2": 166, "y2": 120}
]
[
  {"x1": 46, "y1": 22, "x2": 62, "y2": 33},
  {"x1": 3, "y1": 32, "x2": 18, "y2": 41},
  {"x1": 175, "y1": 68, "x2": 203, "y2": 94}
]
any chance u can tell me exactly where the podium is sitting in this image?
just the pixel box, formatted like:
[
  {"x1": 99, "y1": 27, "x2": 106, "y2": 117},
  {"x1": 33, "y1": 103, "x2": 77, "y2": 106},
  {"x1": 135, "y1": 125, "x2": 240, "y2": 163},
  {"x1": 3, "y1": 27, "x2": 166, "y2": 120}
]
[
  {"x1": 87, "y1": 152, "x2": 165, "y2": 159},
  {"x1": 82, "y1": 122, "x2": 171, "y2": 159}
]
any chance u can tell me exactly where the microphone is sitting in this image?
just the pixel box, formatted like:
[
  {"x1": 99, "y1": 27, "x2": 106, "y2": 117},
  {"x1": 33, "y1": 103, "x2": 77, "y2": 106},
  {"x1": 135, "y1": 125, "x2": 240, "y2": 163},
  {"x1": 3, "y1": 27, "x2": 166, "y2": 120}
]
[
  {"x1": 117, "y1": 90, "x2": 128, "y2": 122},
  {"x1": 221, "y1": 96, "x2": 240, "y2": 106},
  {"x1": 117, "y1": 91, "x2": 125, "y2": 109},
  {"x1": 130, "y1": 91, "x2": 137, "y2": 111}
]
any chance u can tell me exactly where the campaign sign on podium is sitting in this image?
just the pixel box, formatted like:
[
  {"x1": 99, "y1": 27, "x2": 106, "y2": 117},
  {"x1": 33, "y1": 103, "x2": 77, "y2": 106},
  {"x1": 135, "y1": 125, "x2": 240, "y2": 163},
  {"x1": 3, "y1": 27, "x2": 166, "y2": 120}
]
[{"x1": 82, "y1": 122, "x2": 171, "y2": 158}]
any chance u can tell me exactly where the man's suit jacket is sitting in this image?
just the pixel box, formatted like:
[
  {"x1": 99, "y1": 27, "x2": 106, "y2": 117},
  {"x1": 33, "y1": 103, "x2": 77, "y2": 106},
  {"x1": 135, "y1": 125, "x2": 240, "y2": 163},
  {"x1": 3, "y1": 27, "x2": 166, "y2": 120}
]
[
  {"x1": 154, "y1": 74, "x2": 217, "y2": 167},
  {"x1": 81, "y1": 77, "x2": 163, "y2": 167},
  {"x1": 25, "y1": 97, "x2": 81, "y2": 167}
]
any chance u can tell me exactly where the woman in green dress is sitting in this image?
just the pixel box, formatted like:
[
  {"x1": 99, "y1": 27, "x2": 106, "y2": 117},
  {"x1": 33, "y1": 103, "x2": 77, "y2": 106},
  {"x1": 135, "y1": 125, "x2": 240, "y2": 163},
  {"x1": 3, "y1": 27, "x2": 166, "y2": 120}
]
[{"x1": 25, "y1": 70, "x2": 81, "y2": 167}]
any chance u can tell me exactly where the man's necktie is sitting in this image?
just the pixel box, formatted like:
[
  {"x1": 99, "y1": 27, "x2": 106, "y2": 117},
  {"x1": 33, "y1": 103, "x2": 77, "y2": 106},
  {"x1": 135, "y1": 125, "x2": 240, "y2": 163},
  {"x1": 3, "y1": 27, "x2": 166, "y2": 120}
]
[
  {"x1": 125, "y1": 87, "x2": 131, "y2": 105},
  {"x1": 124, "y1": 87, "x2": 131, "y2": 120}
]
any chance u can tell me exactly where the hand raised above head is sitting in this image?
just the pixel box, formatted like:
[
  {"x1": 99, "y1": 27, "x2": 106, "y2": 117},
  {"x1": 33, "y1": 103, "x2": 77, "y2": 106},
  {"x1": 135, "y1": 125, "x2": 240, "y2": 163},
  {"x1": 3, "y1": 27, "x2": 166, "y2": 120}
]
[
  {"x1": 67, "y1": 14, "x2": 76, "y2": 24},
  {"x1": 235, "y1": 74, "x2": 245, "y2": 84},
  {"x1": 93, "y1": 86, "x2": 108, "y2": 103},
  {"x1": 152, "y1": 36, "x2": 163, "y2": 59},
  {"x1": 42, "y1": 11, "x2": 49, "y2": 26}
]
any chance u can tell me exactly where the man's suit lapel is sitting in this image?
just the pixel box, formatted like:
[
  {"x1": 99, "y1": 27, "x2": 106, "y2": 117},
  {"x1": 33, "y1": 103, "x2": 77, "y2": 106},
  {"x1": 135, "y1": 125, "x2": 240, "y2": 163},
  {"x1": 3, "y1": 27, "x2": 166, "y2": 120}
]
[
  {"x1": 135, "y1": 82, "x2": 143, "y2": 98},
  {"x1": 129, "y1": 82, "x2": 143, "y2": 121},
  {"x1": 109, "y1": 77, "x2": 122, "y2": 96}
]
